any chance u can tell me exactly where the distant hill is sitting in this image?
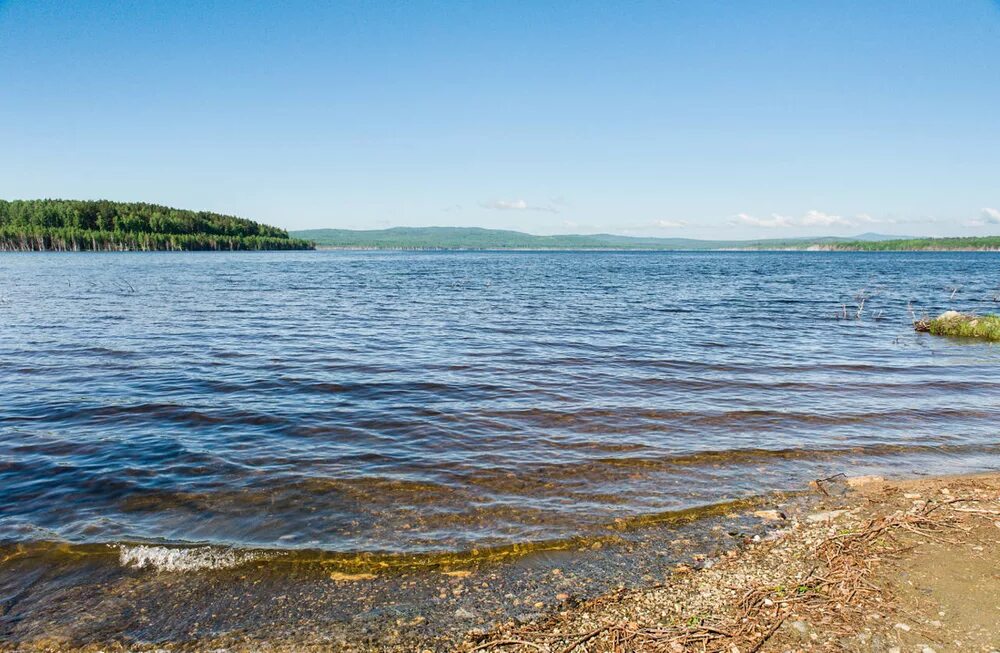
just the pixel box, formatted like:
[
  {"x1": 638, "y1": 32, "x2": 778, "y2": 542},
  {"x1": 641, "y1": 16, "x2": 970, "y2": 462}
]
[
  {"x1": 851, "y1": 232, "x2": 917, "y2": 242},
  {"x1": 0, "y1": 199, "x2": 314, "y2": 251},
  {"x1": 291, "y1": 226, "x2": 937, "y2": 250}
]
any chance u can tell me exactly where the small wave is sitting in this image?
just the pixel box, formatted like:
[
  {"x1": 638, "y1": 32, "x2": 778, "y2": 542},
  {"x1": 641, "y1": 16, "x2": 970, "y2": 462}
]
[{"x1": 117, "y1": 544, "x2": 276, "y2": 572}]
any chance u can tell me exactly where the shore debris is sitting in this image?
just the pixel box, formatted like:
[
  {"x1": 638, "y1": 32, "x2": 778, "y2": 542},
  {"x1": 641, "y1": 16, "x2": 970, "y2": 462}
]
[{"x1": 463, "y1": 481, "x2": 992, "y2": 653}]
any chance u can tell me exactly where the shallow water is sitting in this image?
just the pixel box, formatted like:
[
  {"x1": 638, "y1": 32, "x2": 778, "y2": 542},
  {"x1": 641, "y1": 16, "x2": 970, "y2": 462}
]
[{"x1": 2, "y1": 251, "x2": 999, "y2": 568}]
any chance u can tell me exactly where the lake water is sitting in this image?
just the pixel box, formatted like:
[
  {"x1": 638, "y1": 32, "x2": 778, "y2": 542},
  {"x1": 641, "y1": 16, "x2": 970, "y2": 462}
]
[{"x1": 2, "y1": 251, "x2": 1000, "y2": 572}]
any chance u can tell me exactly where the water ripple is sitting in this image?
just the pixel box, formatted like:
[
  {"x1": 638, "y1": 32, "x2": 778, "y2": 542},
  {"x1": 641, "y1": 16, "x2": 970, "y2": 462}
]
[{"x1": 1, "y1": 250, "x2": 999, "y2": 555}]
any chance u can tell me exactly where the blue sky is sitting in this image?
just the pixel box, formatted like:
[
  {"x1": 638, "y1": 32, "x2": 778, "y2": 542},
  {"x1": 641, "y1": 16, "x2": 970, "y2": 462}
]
[{"x1": 1, "y1": 1, "x2": 998, "y2": 238}]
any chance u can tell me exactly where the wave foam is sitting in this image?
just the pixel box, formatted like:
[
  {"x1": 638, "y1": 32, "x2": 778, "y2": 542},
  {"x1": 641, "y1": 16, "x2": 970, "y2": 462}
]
[{"x1": 117, "y1": 544, "x2": 274, "y2": 572}]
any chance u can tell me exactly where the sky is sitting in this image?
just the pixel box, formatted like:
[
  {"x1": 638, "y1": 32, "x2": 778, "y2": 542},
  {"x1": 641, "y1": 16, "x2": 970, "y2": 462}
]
[{"x1": 1, "y1": 1, "x2": 998, "y2": 239}]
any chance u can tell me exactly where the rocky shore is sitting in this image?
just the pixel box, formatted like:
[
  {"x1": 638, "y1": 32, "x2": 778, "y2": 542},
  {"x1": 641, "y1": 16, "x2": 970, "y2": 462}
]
[
  {"x1": 464, "y1": 473, "x2": 1000, "y2": 653},
  {"x1": 4, "y1": 474, "x2": 998, "y2": 653}
]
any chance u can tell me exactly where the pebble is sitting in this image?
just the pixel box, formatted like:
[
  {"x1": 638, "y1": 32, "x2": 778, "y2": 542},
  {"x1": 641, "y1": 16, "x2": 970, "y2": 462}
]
[
  {"x1": 555, "y1": 593, "x2": 570, "y2": 601},
  {"x1": 922, "y1": 647, "x2": 937, "y2": 653},
  {"x1": 894, "y1": 622, "x2": 911, "y2": 632},
  {"x1": 846, "y1": 475, "x2": 884, "y2": 487},
  {"x1": 752, "y1": 509, "x2": 786, "y2": 521},
  {"x1": 791, "y1": 620, "x2": 809, "y2": 634},
  {"x1": 453, "y1": 607, "x2": 476, "y2": 620},
  {"x1": 806, "y1": 509, "x2": 848, "y2": 523},
  {"x1": 903, "y1": 493, "x2": 922, "y2": 499}
]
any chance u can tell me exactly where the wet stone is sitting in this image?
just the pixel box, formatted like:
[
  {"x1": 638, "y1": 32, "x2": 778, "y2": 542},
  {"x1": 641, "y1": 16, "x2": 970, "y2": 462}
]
[{"x1": 453, "y1": 607, "x2": 476, "y2": 620}]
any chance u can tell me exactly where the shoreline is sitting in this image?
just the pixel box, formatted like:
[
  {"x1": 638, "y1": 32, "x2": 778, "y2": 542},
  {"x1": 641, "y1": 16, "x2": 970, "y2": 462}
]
[
  {"x1": 312, "y1": 246, "x2": 1000, "y2": 252},
  {"x1": 3, "y1": 471, "x2": 998, "y2": 652},
  {"x1": 465, "y1": 471, "x2": 1000, "y2": 653},
  {"x1": 4, "y1": 246, "x2": 1000, "y2": 253},
  {"x1": 0, "y1": 495, "x2": 770, "y2": 576}
]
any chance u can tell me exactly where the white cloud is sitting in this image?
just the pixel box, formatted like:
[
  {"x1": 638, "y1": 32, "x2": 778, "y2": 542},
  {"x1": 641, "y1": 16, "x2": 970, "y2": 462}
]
[
  {"x1": 854, "y1": 212, "x2": 905, "y2": 225},
  {"x1": 492, "y1": 199, "x2": 528, "y2": 210},
  {"x1": 963, "y1": 207, "x2": 1000, "y2": 227},
  {"x1": 800, "y1": 210, "x2": 851, "y2": 227},
  {"x1": 654, "y1": 219, "x2": 687, "y2": 228},
  {"x1": 481, "y1": 199, "x2": 559, "y2": 213},
  {"x1": 731, "y1": 209, "x2": 894, "y2": 229},
  {"x1": 731, "y1": 212, "x2": 794, "y2": 228}
]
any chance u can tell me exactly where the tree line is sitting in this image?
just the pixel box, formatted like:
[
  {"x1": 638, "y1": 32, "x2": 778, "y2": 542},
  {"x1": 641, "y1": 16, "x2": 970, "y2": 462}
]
[
  {"x1": 0, "y1": 199, "x2": 313, "y2": 251},
  {"x1": 828, "y1": 237, "x2": 1000, "y2": 251}
]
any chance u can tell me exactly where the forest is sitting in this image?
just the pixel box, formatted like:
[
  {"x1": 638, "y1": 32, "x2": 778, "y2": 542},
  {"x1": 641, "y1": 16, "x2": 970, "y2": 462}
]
[
  {"x1": 826, "y1": 236, "x2": 1000, "y2": 251},
  {"x1": 0, "y1": 199, "x2": 313, "y2": 251}
]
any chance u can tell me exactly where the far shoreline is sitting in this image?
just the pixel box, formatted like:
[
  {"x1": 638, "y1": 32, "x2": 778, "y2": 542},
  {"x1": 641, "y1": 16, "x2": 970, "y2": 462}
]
[{"x1": 312, "y1": 245, "x2": 1000, "y2": 252}]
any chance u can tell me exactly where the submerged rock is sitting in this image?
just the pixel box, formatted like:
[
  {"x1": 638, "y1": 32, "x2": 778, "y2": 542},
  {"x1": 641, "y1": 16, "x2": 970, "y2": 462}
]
[
  {"x1": 453, "y1": 607, "x2": 476, "y2": 620},
  {"x1": 917, "y1": 311, "x2": 1000, "y2": 342},
  {"x1": 847, "y1": 475, "x2": 884, "y2": 488},
  {"x1": 329, "y1": 571, "x2": 377, "y2": 582}
]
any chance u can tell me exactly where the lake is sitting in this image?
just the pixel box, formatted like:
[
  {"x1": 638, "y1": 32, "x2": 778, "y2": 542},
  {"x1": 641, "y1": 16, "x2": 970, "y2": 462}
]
[{"x1": 2, "y1": 251, "x2": 999, "y2": 571}]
